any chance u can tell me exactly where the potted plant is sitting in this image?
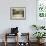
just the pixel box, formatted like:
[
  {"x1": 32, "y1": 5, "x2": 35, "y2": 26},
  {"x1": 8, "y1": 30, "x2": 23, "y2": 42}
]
[
  {"x1": 33, "y1": 32, "x2": 46, "y2": 43},
  {"x1": 32, "y1": 25, "x2": 46, "y2": 43}
]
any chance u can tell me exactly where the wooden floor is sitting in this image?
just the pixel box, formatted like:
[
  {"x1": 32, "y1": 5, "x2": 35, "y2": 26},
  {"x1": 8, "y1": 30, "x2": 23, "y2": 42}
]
[{"x1": 0, "y1": 42, "x2": 46, "y2": 46}]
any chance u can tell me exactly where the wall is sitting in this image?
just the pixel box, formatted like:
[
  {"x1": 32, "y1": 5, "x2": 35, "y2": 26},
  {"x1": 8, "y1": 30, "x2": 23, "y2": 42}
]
[{"x1": 0, "y1": 0, "x2": 36, "y2": 42}]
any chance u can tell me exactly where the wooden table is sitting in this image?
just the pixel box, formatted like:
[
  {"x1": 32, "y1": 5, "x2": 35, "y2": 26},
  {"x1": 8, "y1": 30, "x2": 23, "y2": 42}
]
[{"x1": 4, "y1": 33, "x2": 18, "y2": 46}]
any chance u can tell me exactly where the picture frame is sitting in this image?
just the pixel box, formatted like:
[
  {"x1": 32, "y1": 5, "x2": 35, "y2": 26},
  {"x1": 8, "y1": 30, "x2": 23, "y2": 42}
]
[
  {"x1": 36, "y1": 0, "x2": 46, "y2": 26},
  {"x1": 37, "y1": 0, "x2": 46, "y2": 19},
  {"x1": 10, "y1": 7, "x2": 26, "y2": 20}
]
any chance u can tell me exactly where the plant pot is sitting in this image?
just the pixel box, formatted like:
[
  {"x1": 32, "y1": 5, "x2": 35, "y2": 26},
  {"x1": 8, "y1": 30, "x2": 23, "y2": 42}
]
[
  {"x1": 37, "y1": 39, "x2": 40, "y2": 43},
  {"x1": 37, "y1": 39, "x2": 44, "y2": 44}
]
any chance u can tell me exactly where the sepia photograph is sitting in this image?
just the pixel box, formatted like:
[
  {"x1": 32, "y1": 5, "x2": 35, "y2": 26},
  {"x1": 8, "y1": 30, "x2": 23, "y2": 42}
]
[{"x1": 10, "y1": 7, "x2": 26, "y2": 20}]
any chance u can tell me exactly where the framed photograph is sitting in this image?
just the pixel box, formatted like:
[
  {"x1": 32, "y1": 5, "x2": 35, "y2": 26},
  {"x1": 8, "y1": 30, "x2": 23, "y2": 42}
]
[
  {"x1": 36, "y1": 0, "x2": 46, "y2": 26},
  {"x1": 10, "y1": 7, "x2": 26, "y2": 20},
  {"x1": 37, "y1": 0, "x2": 46, "y2": 19}
]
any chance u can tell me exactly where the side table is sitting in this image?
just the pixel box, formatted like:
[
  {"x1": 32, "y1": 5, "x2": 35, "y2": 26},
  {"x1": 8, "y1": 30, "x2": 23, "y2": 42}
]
[{"x1": 4, "y1": 33, "x2": 18, "y2": 46}]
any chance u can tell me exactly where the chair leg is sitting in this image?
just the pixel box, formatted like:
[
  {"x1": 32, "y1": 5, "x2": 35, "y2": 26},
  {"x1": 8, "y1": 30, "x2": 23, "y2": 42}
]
[
  {"x1": 4, "y1": 33, "x2": 7, "y2": 46},
  {"x1": 4, "y1": 41, "x2": 7, "y2": 46},
  {"x1": 16, "y1": 34, "x2": 18, "y2": 46}
]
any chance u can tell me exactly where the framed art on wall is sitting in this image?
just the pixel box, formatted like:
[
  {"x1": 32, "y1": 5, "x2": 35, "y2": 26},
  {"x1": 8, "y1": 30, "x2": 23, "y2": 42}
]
[
  {"x1": 10, "y1": 7, "x2": 26, "y2": 20},
  {"x1": 36, "y1": 0, "x2": 46, "y2": 27},
  {"x1": 37, "y1": 0, "x2": 46, "y2": 19}
]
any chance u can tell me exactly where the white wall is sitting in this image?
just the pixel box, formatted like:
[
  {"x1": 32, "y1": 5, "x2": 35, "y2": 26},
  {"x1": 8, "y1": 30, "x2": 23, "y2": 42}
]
[{"x1": 0, "y1": 0, "x2": 36, "y2": 42}]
